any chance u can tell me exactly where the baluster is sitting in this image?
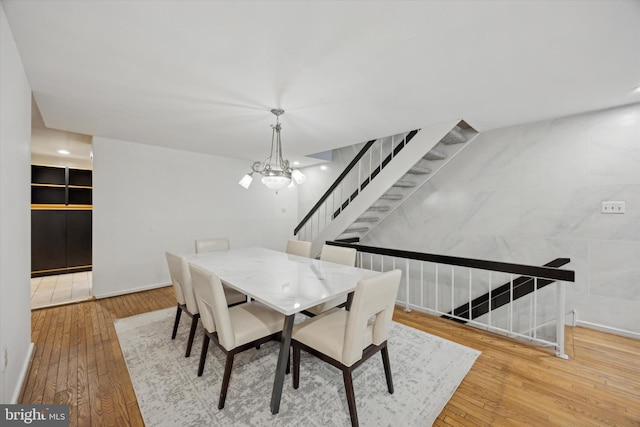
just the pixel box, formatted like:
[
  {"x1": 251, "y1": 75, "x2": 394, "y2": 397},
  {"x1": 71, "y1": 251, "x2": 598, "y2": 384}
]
[
  {"x1": 556, "y1": 281, "x2": 568, "y2": 359},
  {"x1": 324, "y1": 200, "x2": 327, "y2": 229},
  {"x1": 404, "y1": 259, "x2": 411, "y2": 312},
  {"x1": 528, "y1": 287, "x2": 533, "y2": 340},
  {"x1": 468, "y1": 269, "x2": 472, "y2": 321},
  {"x1": 357, "y1": 157, "x2": 361, "y2": 193},
  {"x1": 391, "y1": 134, "x2": 395, "y2": 159},
  {"x1": 420, "y1": 262, "x2": 424, "y2": 308},
  {"x1": 509, "y1": 275, "x2": 514, "y2": 336},
  {"x1": 488, "y1": 271, "x2": 492, "y2": 329},
  {"x1": 435, "y1": 264, "x2": 439, "y2": 313},
  {"x1": 533, "y1": 277, "x2": 538, "y2": 341},
  {"x1": 332, "y1": 189, "x2": 336, "y2": 219},
  {"x1": 369, "y1": 148, "x2": 372, "y2": 184},
  {"x1": 451, "y1": 266, "x2": 455, "y2": 317}
]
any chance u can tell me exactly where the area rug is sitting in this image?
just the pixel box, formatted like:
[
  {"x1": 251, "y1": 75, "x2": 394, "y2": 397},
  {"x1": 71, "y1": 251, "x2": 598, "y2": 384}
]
[{"x1": 114, "y1": 308, "x2": 480, "y2": 426}]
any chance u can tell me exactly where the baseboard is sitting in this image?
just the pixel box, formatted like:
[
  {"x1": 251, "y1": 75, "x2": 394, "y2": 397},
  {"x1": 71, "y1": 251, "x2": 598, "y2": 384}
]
[
  {"x1": 93, "y1": 282, "x2": 171, "y2": 299},
  {"x1": 575, "y1": 320, "x2": 640, "y2": 340},
  {"x1": 10, "y1": 342, "x2": 34, "y2": 404}
]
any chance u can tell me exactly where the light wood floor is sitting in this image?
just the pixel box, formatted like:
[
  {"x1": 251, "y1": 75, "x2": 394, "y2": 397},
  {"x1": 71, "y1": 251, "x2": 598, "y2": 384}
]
[{"x1": 20, "y1": 286, "x2": 640, "y2": 426}]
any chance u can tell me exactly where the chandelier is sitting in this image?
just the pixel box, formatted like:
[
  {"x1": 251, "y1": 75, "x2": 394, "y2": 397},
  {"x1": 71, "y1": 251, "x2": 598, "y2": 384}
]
[{"x1": 239, "y1": 108, "x2": 306, "y2": 191}]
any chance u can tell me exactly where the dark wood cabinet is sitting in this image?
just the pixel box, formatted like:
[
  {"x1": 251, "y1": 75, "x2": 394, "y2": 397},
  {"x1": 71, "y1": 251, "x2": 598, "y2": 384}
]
[
  {"x1": 66, "y1": 210, "x2": 92, "y2": 268},
  {"x1": 31, "y1": 165, "x2": 92, "y2": 277},
  {"x1": 31, "y1": 210, "x2": 68, "y2": 272}
]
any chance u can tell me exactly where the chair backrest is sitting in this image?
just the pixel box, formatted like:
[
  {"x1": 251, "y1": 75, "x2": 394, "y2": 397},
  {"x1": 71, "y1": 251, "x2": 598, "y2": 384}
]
[
  {"x1": 342, "y1": 269, "x2": 402, "y2": 366},
  {"x1": 165, "y1": 252, "x2": 199, "y2": 314},
  {"x1": 285, "y1": 239, "x2": 312, "y2": 258},
  {"x1": 189, "y1": 263, "x2": 236, "y2": 350},
  {"x1": 195, "y1": 237, "x2": 230, "y2": 254},
  {"x1": 319, "y1": 244, "x2": 357, "y2": 267}
]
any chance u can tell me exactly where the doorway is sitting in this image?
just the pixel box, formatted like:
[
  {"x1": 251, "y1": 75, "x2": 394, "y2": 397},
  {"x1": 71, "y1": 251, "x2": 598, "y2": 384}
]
[{"x1": 30, "y1": 97, "x2": 93, "y2": 309}]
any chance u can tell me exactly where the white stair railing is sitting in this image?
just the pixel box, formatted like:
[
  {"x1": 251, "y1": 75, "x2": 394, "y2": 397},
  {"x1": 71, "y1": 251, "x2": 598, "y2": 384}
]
[{"x1": 329, "y1": 241, "x2": 574, "y2": 359}]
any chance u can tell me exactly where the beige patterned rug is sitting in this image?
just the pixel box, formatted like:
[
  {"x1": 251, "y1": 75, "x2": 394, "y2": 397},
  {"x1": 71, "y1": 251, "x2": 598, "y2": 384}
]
[{"x1": 115, "y1": 307, "x2": 479, "y2": 426}]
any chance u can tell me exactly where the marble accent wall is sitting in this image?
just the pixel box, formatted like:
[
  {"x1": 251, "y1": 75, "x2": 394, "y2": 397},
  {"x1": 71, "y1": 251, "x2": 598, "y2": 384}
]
[{"x1": 362, "y1": 103, "x2": 640, "y2": 335}]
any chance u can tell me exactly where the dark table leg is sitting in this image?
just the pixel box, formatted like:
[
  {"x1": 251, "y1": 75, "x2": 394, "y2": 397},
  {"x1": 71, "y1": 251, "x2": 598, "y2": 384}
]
[
  {"x1": 270, "y1": 314, "x2": 295, "y2": 414},
  {"x1": 345, "y1": 291, "x2": 355, "y2": 311}
]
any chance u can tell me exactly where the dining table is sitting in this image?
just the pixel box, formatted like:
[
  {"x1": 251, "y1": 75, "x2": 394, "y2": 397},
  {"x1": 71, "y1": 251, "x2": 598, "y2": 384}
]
[{"x1": 186, "y1": 246, "x2": 379, "y2": 414}]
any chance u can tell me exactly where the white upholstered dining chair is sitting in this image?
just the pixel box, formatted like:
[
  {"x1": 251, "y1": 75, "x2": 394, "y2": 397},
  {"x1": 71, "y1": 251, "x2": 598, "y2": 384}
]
[
  {"x1": 195, "y1": 237, "x2": 230, "y2": 253},
  {"x1": 291, "y1": 269, "x2": 402, "y2": 427},
  {"x1": 285, "y1": 239, "x2": 312, "y2": 258},
  {"x1": 165, "y1": 251, "x2": 201, "y2": 357},
  {"x1": 189, "y1": 263, "x2": 285, "y2": 409},
  {"x1": 302, "y1": 244, "x2": 358, "y2": 316},
  {"x1": 194, "y1": 237, "x2": 246, "y2": 306}
]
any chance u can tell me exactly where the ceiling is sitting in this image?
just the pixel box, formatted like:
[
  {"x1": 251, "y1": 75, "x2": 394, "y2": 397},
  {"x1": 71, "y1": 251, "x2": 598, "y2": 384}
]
[{"x1": 3, "y1": 0, "x2": 640, "y2": 167}]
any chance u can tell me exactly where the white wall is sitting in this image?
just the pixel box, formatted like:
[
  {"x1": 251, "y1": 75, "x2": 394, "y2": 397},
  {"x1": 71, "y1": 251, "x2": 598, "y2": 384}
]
[
  {"x1": 363, "y1": 103, "x2": 640, "y2": 336},
  {"x1": 92, "y1": 137, "x2": 298, "y2": 298},
  {"x1": 0, "y1": 3, "x2": 33, "y2": 403}
]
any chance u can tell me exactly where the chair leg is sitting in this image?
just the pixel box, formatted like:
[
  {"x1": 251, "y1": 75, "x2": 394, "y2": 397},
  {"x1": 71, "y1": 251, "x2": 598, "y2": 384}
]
[
  {"x1": 342, "y1": 368, "x2": 359, "y2": 427},
  {"x1": 381, "y1": 345, "x2": 394, "y2": 394},
  {"x1": 171, "y1": 305, "x2": 182, "y2": 339},
  {"x1": 185, "y1": 314, "x2": 199, "y2": 357},
  {"x1": 292, "y1": 345, "x2": 300, "y2": 389},
  {"x1": 286, "y1": 349, "x2": 290, "y2": 375},
  {"x1": 198, "y1": 334, "x2": 210, "y2": 377},
  {"x1": 218, "y1": 353, "x2": 235, "y2": 409}
]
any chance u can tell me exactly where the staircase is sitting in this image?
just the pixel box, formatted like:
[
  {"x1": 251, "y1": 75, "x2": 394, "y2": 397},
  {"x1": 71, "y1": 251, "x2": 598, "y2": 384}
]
[{"x1": 295, "y1": 119, "x2": 478, "y2": 257}]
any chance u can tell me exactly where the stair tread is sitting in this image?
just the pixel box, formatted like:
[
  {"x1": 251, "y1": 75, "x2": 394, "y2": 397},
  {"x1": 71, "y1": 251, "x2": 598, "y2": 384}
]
[
  {"x1": 441, "y1": 128, "x2": 467, "y2": 145},
  {"x1": 367, "y1": 206, "x2": 390, "y2": 212},
  {"x1": 379, "y1": 194, "x2": 403, "y2": 200},
  {"x1": 407, "y1": 166, "x2": 432, "y2": 174},
  {"x1": 343, "y1": 227, "x2": 369, "y2": 233},
  {"x1": 393, "y1": 180, "x2": 416, "y2": 188},
  {"x1": 424, "y1": 149, "x2": 446, "y2": 160},
  {"x1": 355, "y1": 216, "x2": 379, "y2": 222}
]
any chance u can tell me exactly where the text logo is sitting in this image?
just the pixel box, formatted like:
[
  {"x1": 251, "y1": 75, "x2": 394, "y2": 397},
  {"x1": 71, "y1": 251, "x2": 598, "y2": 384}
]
[{"x1": 1, "y1": 405, "x2": 69, "y2": 426}]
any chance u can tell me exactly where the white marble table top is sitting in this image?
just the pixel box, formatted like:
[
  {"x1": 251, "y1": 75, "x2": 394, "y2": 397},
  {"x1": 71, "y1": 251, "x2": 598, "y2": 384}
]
[{"x1": 186, "y1": 247, "x2": 379, "y2": 316}]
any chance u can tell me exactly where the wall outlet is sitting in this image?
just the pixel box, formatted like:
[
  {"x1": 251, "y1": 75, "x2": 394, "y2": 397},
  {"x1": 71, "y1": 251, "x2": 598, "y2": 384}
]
[{"x1": 601, "y1": 201, "x2": 625, "y2": 214}]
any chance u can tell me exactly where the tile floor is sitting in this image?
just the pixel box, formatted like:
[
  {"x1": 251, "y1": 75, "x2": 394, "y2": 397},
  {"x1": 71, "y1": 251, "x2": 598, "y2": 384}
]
[{"x1": 30, "y1": 271, "x2": 93, "y2": 309}]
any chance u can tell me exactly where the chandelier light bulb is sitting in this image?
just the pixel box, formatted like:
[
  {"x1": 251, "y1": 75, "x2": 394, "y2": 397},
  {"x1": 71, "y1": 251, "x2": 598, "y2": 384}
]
[
  {"x1": 292, "y1": 169, "x2": 307, "y2": 184},
  {"x1": 239, "y1": 173, "x2": 253, "y2": 189}
]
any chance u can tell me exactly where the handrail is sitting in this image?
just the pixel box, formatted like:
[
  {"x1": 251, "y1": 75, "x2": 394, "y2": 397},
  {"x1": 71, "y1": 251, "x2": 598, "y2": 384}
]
[
  {"x1": 326, "y1": 241, "x2": 575, "y2": 282},
  {"x1": 294, "y1": 139, "x2": 377, "y2": 235}
]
